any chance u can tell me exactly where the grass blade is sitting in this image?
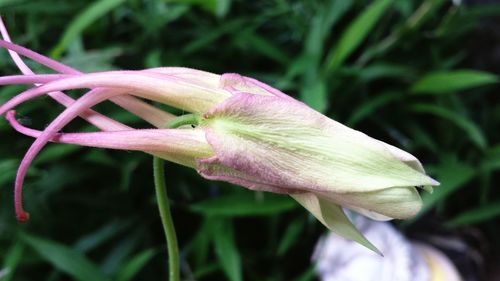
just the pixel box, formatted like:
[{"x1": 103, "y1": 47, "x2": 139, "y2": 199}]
[
  {"x1": 324, "y1": 0, "x2": 392, "y2": 73},
  {"x1": 418, "y1": 158, "x2": 476, "y2": 218},
  {"x1": 213, "y1": 220, "x2": 242, "y2": 281},
  {"x1": 446, "y1": 203, "x2": 500, "y2": 227},
  {"x1": 410, "y1": 70, "x2": 498, "y2": 94},
  {"x1": 50, "y1": 0, "x2": 127, "y2": 58},
  {"x1": 21, "y1": 233, "x2": 109, "y2": 281},
  {"x1": 1, "y1": 241, "x2": 25, "y2": 281},
  {"x1": 115, "y1": 248, "x2": 157, "y2": 281},
  {"x1": 190, "y1": 193, "x2": 297, "y2": 217},
  {"x1": 347, "y1": 91, "x2": 400, "y2": 126},
  {"x1": 410, "y1": 103, "x2": 487, "y2": 148}
]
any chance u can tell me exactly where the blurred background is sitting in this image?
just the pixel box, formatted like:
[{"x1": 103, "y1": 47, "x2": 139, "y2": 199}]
[{"x1": 0, "y1": 0, "x2": 499, "y2": 280}]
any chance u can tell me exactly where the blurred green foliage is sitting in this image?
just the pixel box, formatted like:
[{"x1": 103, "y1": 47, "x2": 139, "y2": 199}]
[{"x1": 0, "y1": 0, "x2": 499, "y2": 280}]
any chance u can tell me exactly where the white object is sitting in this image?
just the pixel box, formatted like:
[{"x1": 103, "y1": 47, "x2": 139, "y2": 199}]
[{"x1": 313, "y1": 215, "x2": 462, "y2": 281}]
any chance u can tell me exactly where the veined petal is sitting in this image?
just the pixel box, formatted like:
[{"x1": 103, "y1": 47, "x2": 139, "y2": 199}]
[
  {"x1": 0, "y1": 74, "x2": 73, "y2": 85},
  {"x1": 6, "y1": 107, "x2": 212, "y2": 221},
  {"x1": 197, "y1": 156, "x2": 300, "y2": 194},
  {"x1": 0, "y1": 71, "x2": 230, "y2": 115},
  {"x1": 149, "y1": 67, "x2": 221, "y2": 89},
  {"x1": 0, "y1": 39, "x2": 229, "y2": 114},
  {"x1": 0, "y1": 24, "x2": 131, "y2": 131},
  {"x1": 8, "y1": 87, "x2": 124, "y2": 222},
  {"x1": 0, "y1": 39, "x2": 77, "y2": 74},
  {"x1": 380, "y1": 142, "x2": 436, "y2": 193},
  {"x1": 291, "y1": 193, "x2": 381, "y2": 254},
  {"x1": 6, "y1": 84, "x2": 179, "y2": 221},
  {"x1": 109, "y1": 95, "x2": 175, "y2": 128},
  {"x1": 0, "y1": 27, "x2": 195, "y2": 128},
  {"x1": 0, "y1": 18, "x2": 34, "y2": 75},
  {"x1": 6, "y1": 111, "x2": 212, "y2": 165},
  {"x1": 220, "y1": 73, "x2": 296, "y2": 101},
  {"x1": 0, "y1": 24, "x2": 175, "y2": 129},
  {"x1": 201, "y1": 93, "x2": 438, "y2": 194},
  {"x1": 316, "y1": 186, "x2": 423, "y2": 220},
  {"x1": 7, "y1": 72, "x2": 222, "y2": 222}
]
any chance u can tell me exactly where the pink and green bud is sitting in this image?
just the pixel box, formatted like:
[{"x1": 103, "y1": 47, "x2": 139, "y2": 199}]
[{"x1": 0, "y1": 19, "x2": 438, "y2": 252}]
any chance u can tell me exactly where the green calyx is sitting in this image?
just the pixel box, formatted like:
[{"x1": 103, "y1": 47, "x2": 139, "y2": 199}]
[{"x1": 164, "y1": 113, "x2": 201, "y2": 129}]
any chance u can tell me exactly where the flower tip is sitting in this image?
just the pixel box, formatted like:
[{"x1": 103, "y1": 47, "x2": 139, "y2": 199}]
[
  {"x1": 16, "y1": 211, "x2": 30, "y2": 223},
  {"x1": 422, "y1": 185, "x2": 434, "y2": 194},
  {"x1": 376, "y1": 249, "x2": 384, "y2": 257},
  {"x1": 430, "y1": 178, "x2": 440, "y2": 186}
]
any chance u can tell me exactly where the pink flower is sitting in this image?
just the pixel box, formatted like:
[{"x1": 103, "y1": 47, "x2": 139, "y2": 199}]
[{"x1": 0, "y1": 19, "x2": 437, "y2": 252}]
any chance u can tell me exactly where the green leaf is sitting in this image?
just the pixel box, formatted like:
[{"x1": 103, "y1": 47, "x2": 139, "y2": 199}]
[
  {"x1": 410, "y1": 70, "x2": 498, "y2": 94},
  {"x1": 277, "y1": 219, "x2": 304, "y2": 256},
  {"x1": 21, "y1": 233, "x2": 109, "y2": 281},
  {"x1": 185, "y1": 219, "x2": 213, "y2": 267},
  {"x1": 305, "y1": 0, "x2": 353, "y2": 56},
  {"x1": 482, "y1": 145, "x2": 500, "y2": 172},
  {"x1": 74, "y1": 220, "x2": 132, "y2": 253},
  {"x1": 347, "y1": 91, "x2": 400, "y2": 126},
  {"x1": 239, "y1": 31, "x2": 290, "y2": 65},
  {"x1": 292, "y1": 267, "x2": 316, "y2": 281},
  {"x1": 115, "y1": 248, "x2": 157, "y2": 281},
  {"x1": 324, "y1": 0, "x2": 392, "y2": 73},
  {"x1": 291, "y1": 193, "x2": 380, "y2": 254},
  {"x1": 212, "y1": 220, "x2": 242, "y2": 281},
  {"x1": 0, "y1": 159, "x2": 18, "y2": 186},
  {"x1": 1, "y1": 241, "x2": 25, "y2": 281},
  {"x1": 100, "y1": 234, "x2": 140, "y2": 275},
  {"x1": 192, "y1": 263, "x2": 220, "y2": 279},
  {"x1": 190, "y1": 193, "x2": 297, "y2": 217},
  {"x1": 446, "y1": 202, "x2": 500, "y2": 227},
  {"x1": 300, "y1": 78, "x2": 327, "y2": 113},
  {"x1": 418, "y1": 158, "x2": 476, "y2": 217},
  {"x1": 35, "y1": 144, "x2": 81, "y2": 164},
  {"x1": 355, "y1": 63, "x2": 414, "y2": 82},
  {"x1": 62, "y1": 44, "x2": 122, "y2": 72},
  {"x1": 410, "y1": 103, "x2": 487, "y2": 148},
  {"x1": 357, "y1": 0, "x2": 447, "y2": 64},
  {"x1": 406, "y1": 123, "x2": 439, "y2": 153},
  {"x1": 297, "y1": 0, "x2": 353, "y2": 110},
  {"x1": 50, "y1": 0, "x2": 127, "y2": 58},
  {"x1": 182, "y1": 19, "x2": 245, "y2": 55},
  {"x1": 168, "y1": 0, "x2": 232, "y2": 18}
]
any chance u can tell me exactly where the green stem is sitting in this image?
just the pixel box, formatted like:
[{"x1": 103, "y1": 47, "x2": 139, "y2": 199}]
[
  {"x1": 153, "y1": 157, "x2": 180, "y2": 281},
  {"x1": 153, "y1": 113, "x2": 201, "y2": 281},
  {"x1": 164, "y1": 113, "x2": 201, "y2": 129}
]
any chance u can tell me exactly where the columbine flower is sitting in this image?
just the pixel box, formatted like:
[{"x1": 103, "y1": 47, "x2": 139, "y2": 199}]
[{"x1": 0, "y1": 19, "x2": 437, "y2": 252}]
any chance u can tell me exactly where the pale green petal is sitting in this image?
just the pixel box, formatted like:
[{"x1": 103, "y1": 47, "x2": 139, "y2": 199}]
[
  {"x1": 220, "y1": 73, "x2": 274, "y2": 96},
  {"x1": 291, "y1": 193, "x2": 381, "y2": 255},
  {"x1": 380, "y1": 141, "x2": 425, "y2": 173},
  {"x1": 148, "y1": 67, "x2": 221, "y2": 88},
  {"x1": 201, "y1": 93, "x2": 438, "y2": 195},
  {"x1": 346, "y1": 206, "x2": 393, "y2": 221},
  {"x1": 320, "y1": 186, "x2": 423, "y2": 220}
]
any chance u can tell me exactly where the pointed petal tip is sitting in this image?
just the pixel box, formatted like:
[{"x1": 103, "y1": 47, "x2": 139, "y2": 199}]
[
  {"x1": 359, "y1": 235, "x2": 382, "y2": 256},
  {"x1": 430, "y1": 177, "x2": 440, "y2": 186},
  {"x1": 417, "y1": 176, "x2": 439, "y2": 193}
]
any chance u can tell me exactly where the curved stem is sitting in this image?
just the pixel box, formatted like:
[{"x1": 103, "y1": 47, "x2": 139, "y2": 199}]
[
  {"x1": 153, "y1": 113, "x2": 201, "y2": 281},
  {"x1": 154, "y1": 157, "x2": 180, "y2": 281},
  {"x1": 164, "y1": 113, "x2": 200, "y2": 129}
]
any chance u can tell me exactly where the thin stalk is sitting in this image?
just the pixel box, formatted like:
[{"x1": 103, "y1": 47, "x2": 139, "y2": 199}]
[
  {"x1": 154, "y1": 157, "x2": 180, "y2": 281},
  {"x1": 153, "y1": 113, "x2": 200, "y2": 281}
]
